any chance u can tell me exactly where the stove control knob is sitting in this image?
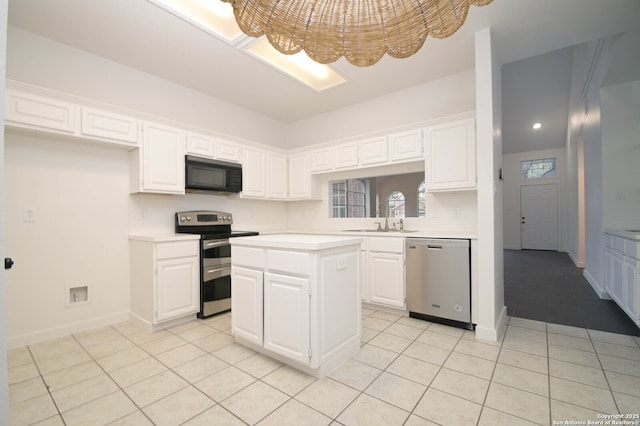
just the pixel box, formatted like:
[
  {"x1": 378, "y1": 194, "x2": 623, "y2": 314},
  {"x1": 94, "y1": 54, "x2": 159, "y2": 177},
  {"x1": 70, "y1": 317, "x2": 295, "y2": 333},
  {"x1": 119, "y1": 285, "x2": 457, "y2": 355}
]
[
  {"x1": 187, "y1": 216, "x2": 192, "y2": 222},
  {"x1": 180, "y1": 216, "x2": 186, "y2": 222}
]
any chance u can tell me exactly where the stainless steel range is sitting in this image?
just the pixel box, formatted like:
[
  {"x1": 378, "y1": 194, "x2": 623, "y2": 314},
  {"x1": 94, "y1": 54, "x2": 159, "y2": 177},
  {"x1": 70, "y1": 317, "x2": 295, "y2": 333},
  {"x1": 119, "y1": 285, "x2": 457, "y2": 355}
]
[{"x1": 175, "y1": 210, "x2": 258, "y2": 318}]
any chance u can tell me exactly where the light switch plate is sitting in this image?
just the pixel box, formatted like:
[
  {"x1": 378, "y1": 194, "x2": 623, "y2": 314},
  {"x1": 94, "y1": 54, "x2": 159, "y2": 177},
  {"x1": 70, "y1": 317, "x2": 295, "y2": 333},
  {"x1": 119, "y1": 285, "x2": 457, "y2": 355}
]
[{"x1": 23, "y1": 208, "x2": 36, "y2": 222}]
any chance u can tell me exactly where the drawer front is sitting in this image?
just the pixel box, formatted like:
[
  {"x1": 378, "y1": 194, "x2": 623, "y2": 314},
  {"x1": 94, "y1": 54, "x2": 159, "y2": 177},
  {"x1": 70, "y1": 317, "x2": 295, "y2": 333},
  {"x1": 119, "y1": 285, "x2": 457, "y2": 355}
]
[
  {"x1": 232, "y1": 246, "x2": 265, "y2": 269},
  {"x1": 156, "y1": 241, "x2": 198, "y2": 259},
  {"x1": 625, "y1": 240, "x2": 640, "y2": 259},
  {"x1": 267, "y1": 249, "x2": 312, "y2": 276},
  {"x1": 367, "y1": 237, "x2": 404, "y2": 253},
  {"x1": 613, "y1": 236, "x2": 626, "y2": 252}
]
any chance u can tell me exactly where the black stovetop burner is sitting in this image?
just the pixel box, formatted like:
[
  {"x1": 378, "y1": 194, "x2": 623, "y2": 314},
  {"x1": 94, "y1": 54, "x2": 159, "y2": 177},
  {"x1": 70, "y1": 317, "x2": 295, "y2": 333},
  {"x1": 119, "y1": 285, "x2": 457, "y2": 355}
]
[{"x1": 175, "y1": 210, "x2": 258, "y2": 239}]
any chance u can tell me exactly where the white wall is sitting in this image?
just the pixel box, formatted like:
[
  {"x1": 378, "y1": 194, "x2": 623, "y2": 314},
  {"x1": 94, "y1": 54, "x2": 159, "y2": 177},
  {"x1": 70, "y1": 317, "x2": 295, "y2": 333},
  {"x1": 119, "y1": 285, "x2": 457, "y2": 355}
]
[
  {"x1": 474, "y1": 27, "x2": 506, "y2": 341},
  {"x1": 4, "y1": 135, "x2": 131, "y2": 347},
  {"x1": 566, "y1": 38, "x2": 618, "y2": 295},
  {"x1": 284, "y1": 70, "x2": 476, "y2": 149},
  {"x1": 0, "y1": 0, "x2": 10, "y2": 421},
  {"x1": 601, "y1": 81, "x2": 640, "y2": 230},
  {"x1": 503, "y1": 148, "x2": 568, "y2": 250}
]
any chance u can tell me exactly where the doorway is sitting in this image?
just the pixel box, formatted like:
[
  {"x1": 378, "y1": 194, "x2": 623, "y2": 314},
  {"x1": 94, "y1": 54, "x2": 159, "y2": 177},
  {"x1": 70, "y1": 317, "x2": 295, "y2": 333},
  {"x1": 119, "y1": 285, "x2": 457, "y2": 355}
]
[{"x1": 520, "y1": 183, "x2": 558, "y2": 250}]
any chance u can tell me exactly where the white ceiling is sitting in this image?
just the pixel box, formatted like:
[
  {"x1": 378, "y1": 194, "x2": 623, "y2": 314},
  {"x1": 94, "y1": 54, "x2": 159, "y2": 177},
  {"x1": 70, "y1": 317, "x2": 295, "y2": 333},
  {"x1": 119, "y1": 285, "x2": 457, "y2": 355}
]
[{"x1": 7, "y1": 0, "x2": 640, "y2": 152}]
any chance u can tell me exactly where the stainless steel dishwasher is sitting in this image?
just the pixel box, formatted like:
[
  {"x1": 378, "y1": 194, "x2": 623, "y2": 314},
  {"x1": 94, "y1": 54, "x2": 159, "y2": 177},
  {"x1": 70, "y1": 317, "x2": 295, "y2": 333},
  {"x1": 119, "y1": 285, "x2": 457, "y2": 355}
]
[{"x1": 405, "y1": 238, "x2": 473, "y2": 330}]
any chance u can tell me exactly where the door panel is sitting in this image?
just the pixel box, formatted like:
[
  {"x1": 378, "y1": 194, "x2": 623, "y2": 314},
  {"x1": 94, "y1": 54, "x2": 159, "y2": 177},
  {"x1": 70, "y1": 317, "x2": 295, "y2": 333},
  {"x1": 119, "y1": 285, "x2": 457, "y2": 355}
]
[{"x1": 521, "y1": 184, "x2": 558, "y2": 250}]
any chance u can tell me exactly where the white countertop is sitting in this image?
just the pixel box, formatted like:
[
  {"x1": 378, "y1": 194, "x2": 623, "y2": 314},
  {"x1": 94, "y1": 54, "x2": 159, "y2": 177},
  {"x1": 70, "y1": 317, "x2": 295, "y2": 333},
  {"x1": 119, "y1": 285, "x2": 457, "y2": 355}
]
[
  {"x1": 229, "y1": 233, "x2": 363, "y2": 250},
  {"x1": 268, "y1": 229, "x2": 477, "y2": 239},
  {"x1": 129, "y1": 233, "x2": 200, "y2": 242},
  {"x1": 605, "y1": 228, "x2": 640, "y2": 241}
]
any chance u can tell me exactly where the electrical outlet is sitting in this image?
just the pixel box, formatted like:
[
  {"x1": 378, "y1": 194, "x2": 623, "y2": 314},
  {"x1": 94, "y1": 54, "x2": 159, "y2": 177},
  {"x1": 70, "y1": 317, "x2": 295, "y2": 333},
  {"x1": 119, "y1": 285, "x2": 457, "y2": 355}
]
[{"x1": 23, "y1": 208, "x2": 36, "y2": 222}]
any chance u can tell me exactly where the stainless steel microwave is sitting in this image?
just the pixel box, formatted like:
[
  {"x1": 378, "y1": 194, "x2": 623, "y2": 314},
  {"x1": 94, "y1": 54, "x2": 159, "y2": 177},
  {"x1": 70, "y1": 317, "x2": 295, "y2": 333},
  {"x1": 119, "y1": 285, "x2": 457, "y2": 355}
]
[{"x1": 185, "y1": 155, "x2": 242, "y2": 194}]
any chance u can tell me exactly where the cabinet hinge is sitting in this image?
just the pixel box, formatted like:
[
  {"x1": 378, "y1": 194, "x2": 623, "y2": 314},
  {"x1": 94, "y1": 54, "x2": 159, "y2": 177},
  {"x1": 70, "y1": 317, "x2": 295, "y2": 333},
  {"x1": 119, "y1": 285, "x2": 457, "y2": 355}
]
[
  {"x1": 308, "y1": 286, "x2": 312, "y2": 297},
  {"x1": 308, "y1": 347, "x2": 312, "y2": 358}
]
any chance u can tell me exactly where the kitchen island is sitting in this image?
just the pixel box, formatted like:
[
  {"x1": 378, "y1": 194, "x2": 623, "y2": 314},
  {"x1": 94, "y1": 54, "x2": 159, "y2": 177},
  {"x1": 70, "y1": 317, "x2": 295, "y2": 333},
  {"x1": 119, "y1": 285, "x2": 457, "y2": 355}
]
[{"x1": 230, "y1": 234, "x2": 362, "y2": 377}]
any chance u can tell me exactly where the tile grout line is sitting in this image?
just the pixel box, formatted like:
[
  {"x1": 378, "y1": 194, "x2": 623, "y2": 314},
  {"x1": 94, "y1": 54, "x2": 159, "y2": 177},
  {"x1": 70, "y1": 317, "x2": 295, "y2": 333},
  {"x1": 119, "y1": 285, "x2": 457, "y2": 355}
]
[{"x1": 24, "y1": 344, "x2": 67, "y2": 425}]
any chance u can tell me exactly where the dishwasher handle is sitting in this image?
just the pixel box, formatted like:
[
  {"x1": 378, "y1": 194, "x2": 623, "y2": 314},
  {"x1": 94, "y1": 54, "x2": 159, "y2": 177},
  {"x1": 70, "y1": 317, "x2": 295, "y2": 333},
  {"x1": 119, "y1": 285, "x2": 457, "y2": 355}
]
[{"x1": 427, "y1": 245, "x2": 443, "y2": 250}]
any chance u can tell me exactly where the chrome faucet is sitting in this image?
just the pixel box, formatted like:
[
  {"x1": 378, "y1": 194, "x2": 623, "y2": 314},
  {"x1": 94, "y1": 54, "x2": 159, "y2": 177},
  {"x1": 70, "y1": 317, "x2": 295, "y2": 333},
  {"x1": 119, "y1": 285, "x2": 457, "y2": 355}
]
[
  {"x1": 399, "y1": 218, "x2": 404, "y2": 231},
  {"x1": 378, "y1": 204, "x2": 389, "y2": 231}
]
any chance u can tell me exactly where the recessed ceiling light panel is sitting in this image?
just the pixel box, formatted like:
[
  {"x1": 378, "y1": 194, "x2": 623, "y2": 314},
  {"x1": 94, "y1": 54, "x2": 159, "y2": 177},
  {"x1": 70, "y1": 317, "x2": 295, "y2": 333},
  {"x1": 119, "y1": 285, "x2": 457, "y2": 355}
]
[
  {"x1": 150, "y1": 0, "x2": 245, "y2": 44},
  {"x1": 244, "y1": 38, "x2": 347, "y2": 92},
  {"x1": 532, "y1": 122, "x2": 542, "y2": 130}
]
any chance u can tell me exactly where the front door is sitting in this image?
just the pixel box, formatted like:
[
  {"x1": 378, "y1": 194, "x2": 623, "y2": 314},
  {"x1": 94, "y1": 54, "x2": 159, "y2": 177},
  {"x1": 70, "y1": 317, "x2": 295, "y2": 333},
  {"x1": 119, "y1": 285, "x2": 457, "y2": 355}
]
[{"x1": 521, "y1": 184, "x2": 558, "y2": 250}]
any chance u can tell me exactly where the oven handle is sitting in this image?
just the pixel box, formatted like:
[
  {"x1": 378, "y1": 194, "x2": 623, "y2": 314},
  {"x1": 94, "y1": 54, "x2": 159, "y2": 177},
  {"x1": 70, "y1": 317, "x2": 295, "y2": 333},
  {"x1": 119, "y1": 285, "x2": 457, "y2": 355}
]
[
  {"x1": 204, "y1": 265, "x2": 231, "y2": 281},
  {"x1": 204, "y1": 239, "x2": 230, "y2": 249}
]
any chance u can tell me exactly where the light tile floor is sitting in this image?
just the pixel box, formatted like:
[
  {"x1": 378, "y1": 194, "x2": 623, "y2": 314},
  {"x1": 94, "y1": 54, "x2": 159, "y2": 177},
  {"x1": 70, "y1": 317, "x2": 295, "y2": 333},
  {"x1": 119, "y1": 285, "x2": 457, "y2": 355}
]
[{"x1": 7, "y1": 308, "x2": 640, "y2": 426}]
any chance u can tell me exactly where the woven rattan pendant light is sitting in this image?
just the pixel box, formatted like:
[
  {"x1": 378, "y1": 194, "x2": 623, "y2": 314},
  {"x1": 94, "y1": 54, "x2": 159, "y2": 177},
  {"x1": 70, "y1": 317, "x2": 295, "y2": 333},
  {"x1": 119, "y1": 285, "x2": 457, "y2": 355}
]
[{"x1": 221, "y1": 0, "x2": 493, "y2": 67}]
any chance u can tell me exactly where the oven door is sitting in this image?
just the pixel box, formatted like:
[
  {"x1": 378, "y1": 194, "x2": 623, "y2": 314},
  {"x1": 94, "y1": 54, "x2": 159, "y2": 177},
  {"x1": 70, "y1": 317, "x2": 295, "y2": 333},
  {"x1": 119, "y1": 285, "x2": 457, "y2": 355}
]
[
  {"x1": 199, "y1": 239, "x2": 232, "y2": 318},
  {"x1": 202, "y1": 239, "x2": 231, "y2": 267}
]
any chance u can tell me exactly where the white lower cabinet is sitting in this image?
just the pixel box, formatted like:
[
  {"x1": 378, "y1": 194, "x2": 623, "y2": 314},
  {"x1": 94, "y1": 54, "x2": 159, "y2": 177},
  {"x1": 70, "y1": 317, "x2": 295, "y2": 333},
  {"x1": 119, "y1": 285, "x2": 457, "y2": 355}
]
[
  {"x1": 624, "y1": 257, "x2": 638, "y2": 321},
  {"x1": 130, "y1": 237, "x2": 200, "y2": 330},
  {"x1": 263, "y1": 272, "x2": 310, "y2": 364},
  {"x1": 363, "y1": 237, "x2": 406, "y2": 309},
  {"x1": 231, "y1": 266, "x2": 264, "y2": 345},
  {"x1": 605, "y1": 231, "x2": 640, "y2": 327},
  {"x1": 368, "y1": 252, "x2": 405, "y2": 308},
  {"x1": 231, "y1": 236, "x2": 361, "y2": 377}
]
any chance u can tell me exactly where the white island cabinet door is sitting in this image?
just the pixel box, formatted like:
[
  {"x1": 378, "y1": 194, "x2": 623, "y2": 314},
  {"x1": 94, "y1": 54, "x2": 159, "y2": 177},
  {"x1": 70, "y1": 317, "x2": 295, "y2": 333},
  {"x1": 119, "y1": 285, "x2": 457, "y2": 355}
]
[
  {"x1": 156, "y1": 256, "x2": 199, "y2": 322},
  {"x1": 232, "y1": 266, "x2": 264, "y2": 345},
  {"x1": 263, "y1": 272, "x2": 310, "y2": 365}
]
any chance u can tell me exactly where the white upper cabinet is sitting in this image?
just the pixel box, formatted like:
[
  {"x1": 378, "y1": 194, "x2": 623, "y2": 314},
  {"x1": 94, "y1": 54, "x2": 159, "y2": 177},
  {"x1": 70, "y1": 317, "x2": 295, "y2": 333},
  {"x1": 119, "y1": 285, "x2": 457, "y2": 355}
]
[
  {"x1": 424, "y1": 118, "x2": 476, "y2": 191},
  {"x1": 242, "y1": 146, "x2": 288, "y2": 199},
  {"x1": 389, "y1": 129, "x2": 423, "y2": 162},
  {"x1": 186, "y1": 132, "x2": 216, "y2": 158},
  {"x1": 310, "y1": 148, "x2": 333, "y2": 173},
  {"x1": 288, "y1": 152, "x2": 321, "y2": 200},
  {"x1": 81, "y1": 107, "x2": 140, "y2": 147},
  {"x1": 309, "y1": 128, "x2": 426, "y2": 175},
  {"x1": 5, "y1": 89, "x2": 78, "y2": 134},
  {"x1": 130, "y1": 121, "x2": 185, "y2": 194},
  {"x1": 242, "y1": 146, "x2": 267, "y2": 198},
  {"x1": 334, "y1": 142, "x2": 359, "y2": 169},
  {"x1": 267, "y1": 151, "x2": 288, "y2": 199},
  {"x1": 359, "y1": 136, "x2": 388, "y2": 166},
  {"x1": 186, "y1": 133, "x2": 243, "y2": 164},
  {"x1": 217, "y1": 139, "x2": 242, "y2": 163}
]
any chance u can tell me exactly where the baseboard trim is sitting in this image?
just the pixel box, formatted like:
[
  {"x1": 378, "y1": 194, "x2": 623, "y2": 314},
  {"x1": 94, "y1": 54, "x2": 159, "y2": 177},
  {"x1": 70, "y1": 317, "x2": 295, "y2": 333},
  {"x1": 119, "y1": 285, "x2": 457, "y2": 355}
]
[
  {"x1": 567, "y1": 250, "x2": 585, "y2": 268},
  {"x1": 7, "y1": 311, "x2": 130, "y2": 349},
  {"x1": 474, "y1": 305, "x2": 508, "y2": 342},
  {"x1": 583, "y1": 269, "x2": 609, "y2": 299}
]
